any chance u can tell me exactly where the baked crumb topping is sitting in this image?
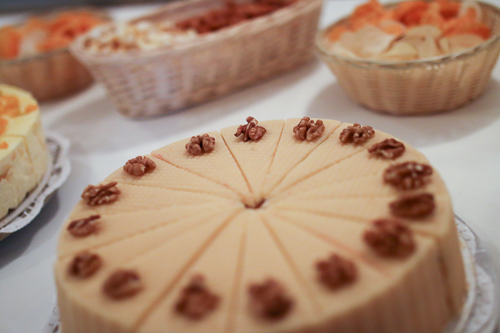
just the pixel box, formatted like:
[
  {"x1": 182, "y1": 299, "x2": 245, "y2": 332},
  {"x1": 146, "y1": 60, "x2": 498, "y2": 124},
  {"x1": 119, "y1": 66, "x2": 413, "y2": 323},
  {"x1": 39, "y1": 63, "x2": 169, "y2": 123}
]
[
  {"x1": 123, "y1": 156, "x2": 156, "y2": 176},
  {"x1": 81, "y1": 182, "x2": 121, "y2": 206},
  {"x1": 175, "y1": 275, "x2": 220, "y2": 320},
  {"x1": 390, "y1": 193, "x2": 435, "y2": 218},
  {"x1": 185, "y1": 134, "x2": 216, "y2": 156},
  {"x1": 103, "y1": 269, "x2": 143, "y2": 300},
  {"x1": 235, "y1": 117, "x2": 266, "y2": 142},
  {"x1": 293, "y1": 117, "x2": 325, "y2": 141},
  {"x1": 69, "y1": 251, "x2": 102, "y2": 278},
  {"x1": 368, "y1": 138, "x2": 405, "y2": 159},
  {"x1": 339, "y1": 123, "x2": 375, "y2": 144},
  {"x1": 316, "y1": 254, "x2": 357, "y2": 289},
  {"x1": 364, "y1": 219, "x2": 416, "y2": 258},
  {"x1": 383, "y1": 162, "x2": 433, "y2": 190},
  {"x1": 67, "y1": 215, "x2": 101, "y2": 237},
  {"x1": 248, "y1": 278, "x2": 294, "y2": 320}
]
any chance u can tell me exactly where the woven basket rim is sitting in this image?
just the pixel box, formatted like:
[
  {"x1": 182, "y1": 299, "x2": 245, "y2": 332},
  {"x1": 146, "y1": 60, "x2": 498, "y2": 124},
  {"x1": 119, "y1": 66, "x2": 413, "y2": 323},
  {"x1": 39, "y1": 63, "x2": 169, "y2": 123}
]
[
  {"x1": 70, "y1": 0, "x2": 323, "y2": 63},
  {"x1": 315, "y1": 0, "x2": 500, "y2": 69}
]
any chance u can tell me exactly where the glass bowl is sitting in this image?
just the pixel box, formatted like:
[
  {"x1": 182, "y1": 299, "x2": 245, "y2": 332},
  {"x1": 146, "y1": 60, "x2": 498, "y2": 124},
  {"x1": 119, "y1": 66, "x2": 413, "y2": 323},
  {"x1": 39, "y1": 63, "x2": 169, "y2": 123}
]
[{"x1": 315, "y1": 1, "x2": 500, "y2": 115}]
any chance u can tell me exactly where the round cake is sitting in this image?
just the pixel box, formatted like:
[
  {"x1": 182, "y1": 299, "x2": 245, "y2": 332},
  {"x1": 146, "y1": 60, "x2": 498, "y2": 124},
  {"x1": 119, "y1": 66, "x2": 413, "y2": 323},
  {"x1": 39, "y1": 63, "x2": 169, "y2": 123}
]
[
  {"x1": 0, "y1": 84, "x2": 49, "y2": 219},
  {"x1": 55, "y1": 117, "x2": 466, "y2": 333}
]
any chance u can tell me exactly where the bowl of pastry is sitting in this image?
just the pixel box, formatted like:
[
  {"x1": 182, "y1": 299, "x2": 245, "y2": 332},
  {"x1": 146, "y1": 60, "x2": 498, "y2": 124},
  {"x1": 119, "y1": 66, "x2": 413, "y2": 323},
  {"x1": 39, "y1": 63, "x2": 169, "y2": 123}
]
[
  {"x1": 55, "y1": 117, "x2": 469, "y2": 333},
  {"x1": 70, "y1": 0, "x2": 323, "y2": 117},
  {"x1": 0, "y1": 10, "x2": 107, "y2": 101},
  {"x1": 316, "y1": 0, "x2": 500, "y2": 115}
]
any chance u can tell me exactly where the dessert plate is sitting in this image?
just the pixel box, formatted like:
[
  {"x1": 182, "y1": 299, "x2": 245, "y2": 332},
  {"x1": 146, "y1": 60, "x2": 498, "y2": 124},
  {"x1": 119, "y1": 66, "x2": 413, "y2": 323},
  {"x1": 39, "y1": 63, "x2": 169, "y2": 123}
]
[
  {"x1": 44, "y1": 216, "x2": 498, "y2": 333},
  {"x1": 0, "y1": 133, "x2": 71, "y2": 240}
]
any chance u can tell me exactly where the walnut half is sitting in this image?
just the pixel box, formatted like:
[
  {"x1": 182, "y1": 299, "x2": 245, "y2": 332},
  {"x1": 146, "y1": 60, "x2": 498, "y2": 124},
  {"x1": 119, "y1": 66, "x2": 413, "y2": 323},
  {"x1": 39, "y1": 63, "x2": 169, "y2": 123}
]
[
  {"x1": 185, "y1": 134, "x2": 216, "y2": 156},
  {"x1": 339, "y1": 123, "x2": 375, "y2": 144},
  {"x1": 248, "y1": 278, "x2": 293, "y2": 320},
  {"x1": 81, "y1": 182, "x2": 121, "y2": 206},
  {"x1": 383, "y1": 162, "x2": 433, "y2": 190},
  {"x1": 364, "y1": 219, "x2": 416, "y2": 258},
  {"x1": 368, "y1": 138, "x2": 405, "y2": 159},
  {"x1": 390, "y1": 193, "x2": 435, "y2": 219},
  {"x1": 235, "y1": 116, "x2": 266, "y2": 142},
  {"x1": 123, "y1": 156, "x2": 156, "y2": 176},
  {"x1": 316, "y1": 254, "x2": 357, "y2": 290},
  {"x1": 103, "y1": 269, "x2": 143, "y2": 300},
  {"x1": 68, "y1": 251, "x2": 102, "y2": 278},
  {"x1": 175, "y1": 275, "x2": 220, "y2": 320},
  {"x1": 293, "y1": 117, "x2": 325, "y2": 141}
]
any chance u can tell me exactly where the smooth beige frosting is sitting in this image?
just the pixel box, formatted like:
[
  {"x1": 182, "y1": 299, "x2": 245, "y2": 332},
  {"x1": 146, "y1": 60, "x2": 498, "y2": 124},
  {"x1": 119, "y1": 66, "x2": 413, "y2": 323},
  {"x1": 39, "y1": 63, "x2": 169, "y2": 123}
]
[
  {"x1": 55, "y1": 118, "x2": 466, "y2": 333},
  {"x1": 0, "y1": 84, "x2": 48, "y2": 219}
]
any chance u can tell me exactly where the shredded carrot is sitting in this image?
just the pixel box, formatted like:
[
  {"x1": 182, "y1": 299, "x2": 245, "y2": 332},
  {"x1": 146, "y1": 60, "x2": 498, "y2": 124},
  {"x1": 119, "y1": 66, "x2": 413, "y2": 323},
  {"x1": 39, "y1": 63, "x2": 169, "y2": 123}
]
[
  {"x1": 25, "y1": 104, "x2": 38, "y2": 113},
  {"x1": 0, "y1": 11, "x2": 105, "y2": 60},
  {"x1": 443, "y1": 8, "x2": 490, "y2": 38},
  {"x1": 327, "y1": 0, "x2": 491, "y2": 43},
  {"x1": 0, "y1": 95, "x2": 21, "y2": 117},
  {"x1": 0, "y1": 118, "x2": 8, "y2": 136},
  {"x1": 0, "y1": 27, "x2": 22, "y2": 59},
  {"x1": 381, "y1": 22, "x2": 407, "y2": 35}
]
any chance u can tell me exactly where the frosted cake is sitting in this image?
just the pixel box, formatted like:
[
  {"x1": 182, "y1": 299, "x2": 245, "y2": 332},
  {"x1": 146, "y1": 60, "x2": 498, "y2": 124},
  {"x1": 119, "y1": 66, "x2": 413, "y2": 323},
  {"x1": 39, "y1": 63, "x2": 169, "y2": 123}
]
[
  {"x1": 55, "y1": 117, "x2": 466, "y2": 333},
  {"x1": 0, "y1": 84, "x2": 49, "y2": 219}
]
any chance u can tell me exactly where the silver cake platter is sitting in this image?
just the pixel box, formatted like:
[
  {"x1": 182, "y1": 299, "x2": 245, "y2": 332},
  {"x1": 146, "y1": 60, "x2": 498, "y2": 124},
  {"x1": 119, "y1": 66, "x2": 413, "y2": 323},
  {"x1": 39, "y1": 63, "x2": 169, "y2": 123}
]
[{"x1": 45, "y1": 216, "x2": 498, "y2": 333}]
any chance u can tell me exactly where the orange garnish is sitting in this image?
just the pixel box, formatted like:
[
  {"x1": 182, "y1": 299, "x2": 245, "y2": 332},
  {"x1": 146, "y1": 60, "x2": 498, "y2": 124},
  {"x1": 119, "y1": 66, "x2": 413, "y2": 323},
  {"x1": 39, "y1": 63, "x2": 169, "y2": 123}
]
[
  {"x1": 327, "y1": 0, "x2": 491, "y2": 46},
  {"x1": 393, "y1": 1, "x2": 430, "y2": 26},
  {"x1": 437, "y1": 0, "x2": 460, "y2": 19},
  {"x1": 0, "y1": 118, "x2": 8, "y2": 136},
  {"x1": 25, "y1": 104, "x2": 38, "y2": 113},
  {"x1": 0, "y1": 141, "x2": 8, "y2": 150},
  {"x1": 0, "y1": 11, "x2": 104, "y2": 60},
  {"x1": 0, "y1": 26, "x2": 21, "y2": 60},
  {"x1": 443, "y1": 8, "x2": 490, "y2": 38},
  {"x1": 0, "y1": 95, "x2": 21, "y2": 117},
  {"x1": 328, "y1": 25, "x2": 350, "y2": 42},
  {"x1": 380, "y1": 22, "x2": 407, "y2": 35}
]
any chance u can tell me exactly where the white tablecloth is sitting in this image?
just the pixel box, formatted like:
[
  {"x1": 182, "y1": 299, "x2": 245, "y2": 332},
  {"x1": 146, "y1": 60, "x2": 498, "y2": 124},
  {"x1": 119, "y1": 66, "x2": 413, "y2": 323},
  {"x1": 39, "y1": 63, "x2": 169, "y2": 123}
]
[{"x1": 0, "y1": 1, "x2": 499, "y2": 332}]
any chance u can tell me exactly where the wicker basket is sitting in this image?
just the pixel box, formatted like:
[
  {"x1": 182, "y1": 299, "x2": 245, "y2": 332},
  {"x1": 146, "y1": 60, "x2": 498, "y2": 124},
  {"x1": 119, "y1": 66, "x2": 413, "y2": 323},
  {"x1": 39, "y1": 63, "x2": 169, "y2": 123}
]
[
  {"x1": 316, "y1": 1, "x2": 500, "y2": 115},
  {"x1": 70, "y1": 0, "x2": 324, "y2": 117},
  {"x1": 0, "y1": 9, "x2": 109, "y2": 102},
  {"x1": 0, "y1": 50, "x2": 93, "y2": 102}
]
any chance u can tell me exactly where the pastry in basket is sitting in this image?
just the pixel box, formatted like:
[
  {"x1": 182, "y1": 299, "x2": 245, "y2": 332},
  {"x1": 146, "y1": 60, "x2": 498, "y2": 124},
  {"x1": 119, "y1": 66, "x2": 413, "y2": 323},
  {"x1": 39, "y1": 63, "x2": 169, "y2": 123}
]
[
  {"x1": 0, "y1": 10, "x2": 107, "y2": 101},
  {"x1": 316, "y1": 0, "x2": 500, "y2": 114},
  {"x1": 0, "y1": 84, "x2": 49, "y2": 219},
  {"x1": 0, "y1": 11, "x2": 105, "y2": 60},
  {"x1": 82, "y1": 0, "x2": 299, "y2": 53},
  {"x1": 324, "y1": 0, "x2": 492, "y2": 61},
  {"x1": 70, "y1": 0, "x2": 323, "y2": 117},
  {"x1": 55, "y1": 117, "x2": 466, "y2": 333}
]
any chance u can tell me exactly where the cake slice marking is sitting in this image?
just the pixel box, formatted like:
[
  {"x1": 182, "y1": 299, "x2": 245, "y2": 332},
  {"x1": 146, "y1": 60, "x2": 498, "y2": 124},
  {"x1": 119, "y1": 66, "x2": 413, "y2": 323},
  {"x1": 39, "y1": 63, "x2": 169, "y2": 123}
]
[
  {"x1": 261, "y1": 118, "x2": 341, "y2": 197},
  {"x1": 220, "y1": 119, "x2": 285, "y2": 202},
  {"x1": 106, "y1": 155, "x2": 241, "y2": 201},
  {"x1": 131, "y1": 209, "x2": 240, "y2": 330},
  {"x1": 259, "y1": 213, "x2": 323, "y2": 314},
  {"x1": 152, "y1": 130, "x2": 253, "y2": 205},
  {"x1": 137, "y1": 212, "x2": 249, "y2": 333},
  {"x1": 58, "y1": 203, "x2": 242, "y2": 259}
]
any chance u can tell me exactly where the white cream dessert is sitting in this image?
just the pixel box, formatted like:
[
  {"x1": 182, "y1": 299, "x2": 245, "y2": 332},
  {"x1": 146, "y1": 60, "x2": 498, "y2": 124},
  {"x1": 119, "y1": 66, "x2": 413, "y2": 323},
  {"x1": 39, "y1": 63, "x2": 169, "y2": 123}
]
[
  {"x1": 55, "y1": 117, "x2": 466, "y2": 333},
  {"x1": 0, "y1": 84, "x2": 49, "y2": 219}
]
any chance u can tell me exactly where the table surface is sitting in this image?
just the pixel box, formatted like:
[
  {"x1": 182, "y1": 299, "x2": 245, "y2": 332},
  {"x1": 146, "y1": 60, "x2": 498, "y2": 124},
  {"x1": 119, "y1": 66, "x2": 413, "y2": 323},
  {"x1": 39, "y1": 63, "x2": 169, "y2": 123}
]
[{"x1": 1, "y1": 1, "x2": 499, "y2": 332}]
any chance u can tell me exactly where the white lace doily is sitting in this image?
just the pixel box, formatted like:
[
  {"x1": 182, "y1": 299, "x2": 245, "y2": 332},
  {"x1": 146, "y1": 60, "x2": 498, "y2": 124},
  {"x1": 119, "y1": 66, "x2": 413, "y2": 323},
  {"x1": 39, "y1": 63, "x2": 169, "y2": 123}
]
[
  {"x1": 0, "y1": 133, "x2": 71, "y2": 237},
  {"x1": 44, "y1": 216, "x2": 499, "y2": 333}
]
